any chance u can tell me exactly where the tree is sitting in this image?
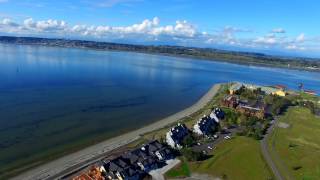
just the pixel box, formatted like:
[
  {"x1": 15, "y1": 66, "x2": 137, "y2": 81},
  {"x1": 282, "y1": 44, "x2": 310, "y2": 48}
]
[
  {"x1": 182, "y1": 134, "x2": 195, "y2": 147},
  {"x1": 253, "y1": 126, "x2": 263, "y2": 140},
  {"x1": 181, "y1": 148, "x2": 206, "y2": 161}
]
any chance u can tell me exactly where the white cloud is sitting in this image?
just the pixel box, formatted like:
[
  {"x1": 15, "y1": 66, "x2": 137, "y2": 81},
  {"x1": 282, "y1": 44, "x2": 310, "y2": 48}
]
[
  {"x1": 253, "y1": 36, "x2": 277, "y2": 45},
  {"x1": 0, "y1": 17, "x2": 318, "y2": 53},
  {"x1": 1, "y1": 18, "x2": 18, "y2": 27},
  {"x1": 296, "y1": 33, "x2": 305, "y2": 43},
  {"x1": 272, "y1": 28, "x2": 286, "y2": 33},
  {"x1": 23, "y1": 18, "x2": 67, "y2": 32},
  {"x1": 285, "y1": 44, "x2": 305, "y2": 50}
]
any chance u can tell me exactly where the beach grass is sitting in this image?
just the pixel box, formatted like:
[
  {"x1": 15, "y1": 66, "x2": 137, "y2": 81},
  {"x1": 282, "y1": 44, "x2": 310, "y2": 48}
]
[{"x1": 268, "y1": 107, "x2": 320, "y2": 179}]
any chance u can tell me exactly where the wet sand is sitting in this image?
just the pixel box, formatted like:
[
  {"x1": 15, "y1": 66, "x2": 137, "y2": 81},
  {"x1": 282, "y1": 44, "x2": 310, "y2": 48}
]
[{"x1": 11, "y1": 84, "x2": 221, "y2": 180}]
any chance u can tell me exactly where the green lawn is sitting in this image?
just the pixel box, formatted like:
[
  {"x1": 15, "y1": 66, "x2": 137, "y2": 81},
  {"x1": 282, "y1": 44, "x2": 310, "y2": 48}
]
[
  {"x1": 268, "y1": 107, "x2": 320, "y2": 180},
  {"x1": 165, "y1": 158, "x2": 191, "y2": 178},
  {"x1": 166, "y1": 136, "x2": 273, "y2": 180}
]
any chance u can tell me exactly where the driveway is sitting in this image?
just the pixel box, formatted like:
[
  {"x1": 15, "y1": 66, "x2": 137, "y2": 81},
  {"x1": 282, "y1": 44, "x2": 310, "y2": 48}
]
[{"x1": 149, "y1": 159, "x2": 181, "y2": 180}]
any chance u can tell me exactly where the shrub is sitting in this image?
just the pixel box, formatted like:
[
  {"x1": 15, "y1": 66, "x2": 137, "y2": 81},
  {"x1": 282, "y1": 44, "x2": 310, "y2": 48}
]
[
  {"x1": 181, "y1": 148, "x2": 206, "y2": 162},
  {"x1": 182, "y1": 134, "x2": 195, "y2": 147},
  {"x1": 292, "y1": 166, "x2": 302, "y2": 171}
]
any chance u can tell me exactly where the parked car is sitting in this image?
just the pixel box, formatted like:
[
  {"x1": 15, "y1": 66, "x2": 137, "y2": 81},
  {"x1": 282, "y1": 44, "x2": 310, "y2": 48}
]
[
  {"x1": 213, "y1": 134, "x2": 219, "y2": 139},
  {"x1": 207, "y1": 146, "x2": 213, "y2": 150},
  {"x1": 224, "y1": 135, "x2": 231, "y2": 140}
]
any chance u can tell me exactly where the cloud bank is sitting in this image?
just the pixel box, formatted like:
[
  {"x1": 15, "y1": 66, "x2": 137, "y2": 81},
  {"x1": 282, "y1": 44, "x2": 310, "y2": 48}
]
[{"x1": 0, "y1": 17, "x2": 318, "y2": 53}]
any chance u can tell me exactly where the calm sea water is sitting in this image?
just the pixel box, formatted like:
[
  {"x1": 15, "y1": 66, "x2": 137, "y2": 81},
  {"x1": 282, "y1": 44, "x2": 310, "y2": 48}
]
[{"x1": 0, "y1": 44, "x2": 319, "y2": 171}]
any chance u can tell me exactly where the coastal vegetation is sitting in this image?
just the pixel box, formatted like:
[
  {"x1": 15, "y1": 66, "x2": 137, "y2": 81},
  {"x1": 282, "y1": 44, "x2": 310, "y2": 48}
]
[{"x1": 0, "y1": 36, "x2": 319, "y2": 72}]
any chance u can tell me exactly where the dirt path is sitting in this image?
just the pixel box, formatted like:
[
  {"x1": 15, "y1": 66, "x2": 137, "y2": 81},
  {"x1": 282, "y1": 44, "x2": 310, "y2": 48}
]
[{"x1": 11, "y1": 84, "x2": 221, "y2": 180}]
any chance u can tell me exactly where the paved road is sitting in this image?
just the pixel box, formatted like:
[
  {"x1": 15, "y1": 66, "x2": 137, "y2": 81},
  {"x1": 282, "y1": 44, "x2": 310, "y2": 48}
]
[{"x1": 260, "y1": 119, "x2": 285, "y2": 180}]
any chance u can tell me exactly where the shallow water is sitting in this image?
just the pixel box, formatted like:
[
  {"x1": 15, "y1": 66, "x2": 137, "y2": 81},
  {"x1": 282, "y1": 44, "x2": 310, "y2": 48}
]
[{"x1": 0, "y1": 44, "x2": 319, "y2": 170}]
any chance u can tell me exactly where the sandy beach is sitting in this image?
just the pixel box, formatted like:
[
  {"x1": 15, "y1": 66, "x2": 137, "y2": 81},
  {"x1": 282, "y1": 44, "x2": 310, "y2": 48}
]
[{"x1": 11, "y1": 84, "x2": 221, "y2": 180}]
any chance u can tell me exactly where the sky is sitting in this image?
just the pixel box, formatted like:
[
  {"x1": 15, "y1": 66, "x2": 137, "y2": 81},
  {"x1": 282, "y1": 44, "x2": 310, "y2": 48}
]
[{"x1": 0, "y1": 0, "x2": 319, "y2": 57}]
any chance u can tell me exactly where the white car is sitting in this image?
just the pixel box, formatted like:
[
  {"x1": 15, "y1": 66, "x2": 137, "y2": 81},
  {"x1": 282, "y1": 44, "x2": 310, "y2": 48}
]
[
  {"x1": 207, "y1": 146, "x2": 213, "y2": 150},
  {"x1": 213, "y1": 134, "x2": 219, "y2": 139},
  {"x1": 224, "y1": 135, "x2": 231, "y2": 140}
]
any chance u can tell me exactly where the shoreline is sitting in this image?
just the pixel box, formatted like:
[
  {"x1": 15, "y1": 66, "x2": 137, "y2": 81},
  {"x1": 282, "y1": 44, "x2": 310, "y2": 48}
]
[
  {"x1": 11, "y1": 84, "x2": 221, "y2": 180},
  {"x1": 1, "y1": 42, "x2": 319, "y2": 73}
]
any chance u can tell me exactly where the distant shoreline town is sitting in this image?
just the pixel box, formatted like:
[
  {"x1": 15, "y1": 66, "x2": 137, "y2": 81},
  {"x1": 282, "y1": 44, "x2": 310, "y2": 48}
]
[{"x1": 0, "y1": 36, "x2": 319, "y2": 72}]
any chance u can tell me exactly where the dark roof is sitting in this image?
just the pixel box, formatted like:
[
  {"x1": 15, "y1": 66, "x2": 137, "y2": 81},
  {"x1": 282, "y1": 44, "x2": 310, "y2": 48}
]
[
  {"x1": 169, "y1": 124, "x2": 189, "y2": 145},
  {"x1": 147, "y1": 140, "x2": 164, "y2": 152},
  {"x1": 103, "y1": 140, "x2": 172, "y2": 179},
  {"x1": 119, "y1": 167, "x2": 138, "y2": 177},
  {"x1": 122, "y1": 152, "x2": 139, "y2": 164},
  {"x1": 213, "y1": 108, "x2": 225, "y2": 119},
  {"x1": 107, "y1": 157, "x2": 130, "y2": 172},
  {"x1": 197, "y1": 116, "x2": 215, "y2": 135}
]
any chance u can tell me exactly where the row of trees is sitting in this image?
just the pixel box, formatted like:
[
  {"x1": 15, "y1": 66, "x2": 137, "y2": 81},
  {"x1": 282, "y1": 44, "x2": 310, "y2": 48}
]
[{"x1": 263, "y1": 94, "x2": 292, "y2": 115}]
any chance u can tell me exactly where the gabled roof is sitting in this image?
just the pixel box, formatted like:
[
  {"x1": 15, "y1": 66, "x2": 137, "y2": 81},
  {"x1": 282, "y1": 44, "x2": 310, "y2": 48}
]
[
  {"x1": 147, "y1": 140, "x2": 164, "y2": 152},
  {"x1": 168, "y1": 123, "x2": 189, "y2": 144},
  {"x1": 108, "y1": 157, "x2": 130, "y2": 172},
  {"x1": 196, "y1": 116, "x2": 215, "y2": 134}
]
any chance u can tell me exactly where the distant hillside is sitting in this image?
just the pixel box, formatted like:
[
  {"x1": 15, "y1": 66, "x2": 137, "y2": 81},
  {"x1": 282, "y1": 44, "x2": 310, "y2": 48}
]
[{"x1": 0, "y1": 36, "x2": 319, "y2": 71}]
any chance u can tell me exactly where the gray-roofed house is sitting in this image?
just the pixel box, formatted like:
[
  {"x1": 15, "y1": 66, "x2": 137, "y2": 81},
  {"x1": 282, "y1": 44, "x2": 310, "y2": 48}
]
[
  {"x1": 122, "y1": 148, "x2": 158, "y2": 172},
  {"x1": 103, "y1": 157, "x2": 145, "y2": 180},
  {"x1": 142, "y1": 140, "x2": 174, "y2": 161}
]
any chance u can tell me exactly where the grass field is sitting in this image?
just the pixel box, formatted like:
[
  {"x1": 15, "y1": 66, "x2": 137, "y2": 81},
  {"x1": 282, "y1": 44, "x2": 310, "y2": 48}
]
[
  {"x1": 165, "y1": 157, "x2": 191, "y2": 178},
  {"x1": 166, "y1": 136, "x2": 273, "y2": 180},
  {"x1": 268, "y1": 107, "x2": 320, "y2": 180}
]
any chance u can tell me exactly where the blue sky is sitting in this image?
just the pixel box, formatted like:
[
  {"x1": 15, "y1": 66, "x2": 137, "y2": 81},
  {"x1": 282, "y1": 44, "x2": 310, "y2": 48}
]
[{"x1": 0, "y1": 0, "x2": 319, "y2": 57}]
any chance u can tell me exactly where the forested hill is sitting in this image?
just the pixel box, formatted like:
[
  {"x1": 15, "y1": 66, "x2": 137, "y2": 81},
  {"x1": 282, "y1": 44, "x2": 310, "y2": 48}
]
[{"x1": 0, "y1": 36, "x2": 319, "y2": 71}]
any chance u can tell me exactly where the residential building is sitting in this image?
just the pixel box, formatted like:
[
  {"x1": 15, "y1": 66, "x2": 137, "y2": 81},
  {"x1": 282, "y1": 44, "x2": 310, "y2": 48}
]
[
  {"x1": 229, "y1": 82, "x2": 286, "y2": 96},
  {"x1": 72, "y1": 166, "x2": 105, "y2": 180},
  {"x1": 193, "y1": 116, "x2": 215, "y2": 136},
  {"x1": 222, "y1": 95, "x2": 239, "y2": 108},
  {"x1": 166, "y1": 123, "x2": 189, "y2": 149},
  {"x1": 142, "y1": 140, "x2": 174, "y2": 161},
  {"x1": 210, "y1": 107, "x2": 225, "y2": 123},
  {"x1": 98, "y1": 140, "x2": 174, "y2": 180},
  {"x1": 102, "y1": 157, "x2": 145, "y2": 180},
  {"x1": 222, "y1": 95, "x2": 267, "y2": 119},
  {"x1": 122, "y1": 148, "x2": 158, "y2": 172}
]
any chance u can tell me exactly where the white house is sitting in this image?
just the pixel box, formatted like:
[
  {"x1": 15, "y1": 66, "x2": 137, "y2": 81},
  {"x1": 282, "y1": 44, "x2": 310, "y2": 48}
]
[
  {"x1": 210, "y1": 107, "x2": 225, "y2": 123},
  {"x1": 166, "y1": 123, "x2": 189, "y2": 149},
  {"x1": 193, "y1": 115, "x2": 215, "y2": 136},
  {"x1": 193, "y1": 108, "x2": 225, "y2": 136}
]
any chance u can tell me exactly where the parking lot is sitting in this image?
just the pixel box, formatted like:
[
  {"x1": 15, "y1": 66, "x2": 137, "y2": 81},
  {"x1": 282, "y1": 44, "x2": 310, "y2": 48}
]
[{"x1": 191, "y1": 127, "x2": 240, "y2": 154}]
